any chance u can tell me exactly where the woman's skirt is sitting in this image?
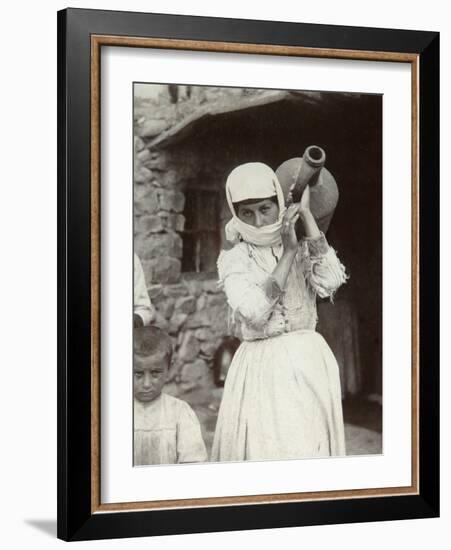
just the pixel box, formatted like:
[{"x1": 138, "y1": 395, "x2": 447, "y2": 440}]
[{"x1": 211, "y1": 330, "x2": 346, "y2": 462}]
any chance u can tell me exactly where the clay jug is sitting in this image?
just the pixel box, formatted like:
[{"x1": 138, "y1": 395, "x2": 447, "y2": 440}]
[{"x1": 275, "y1": 145, "x2": 339, "y2": 235}]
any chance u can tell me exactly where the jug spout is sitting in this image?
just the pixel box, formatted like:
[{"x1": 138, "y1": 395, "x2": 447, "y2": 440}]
[
  {"x1": 275, "y1": 145, "x2": 339, "y2": 235},
  {"x1": 291, "y1": 145, "x2": 326, "y2": 202}
]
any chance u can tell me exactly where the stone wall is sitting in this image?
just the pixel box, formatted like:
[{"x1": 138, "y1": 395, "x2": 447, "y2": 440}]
[
  {"x1": 134, "y1": 91, "x2": 235, "y2": 396},
  {"x1": 148, "y1": 279, "x2": 228, "y2": 396},
  {"x1": 133, "y1": 85, "x2": 375, "y2": 399}
]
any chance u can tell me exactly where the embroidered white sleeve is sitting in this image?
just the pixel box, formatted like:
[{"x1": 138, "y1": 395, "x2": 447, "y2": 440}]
[
  {"x1": 303, "y1": 233, "x2": 348, "y2": 300},
  {"x1": 217, "y1": 248, "x2": 282, "y2": 329}
]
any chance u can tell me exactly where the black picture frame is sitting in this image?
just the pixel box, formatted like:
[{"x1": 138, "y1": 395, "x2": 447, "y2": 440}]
[{"x1": 57, "y1": 7, "x2": 439, "y2": 541}]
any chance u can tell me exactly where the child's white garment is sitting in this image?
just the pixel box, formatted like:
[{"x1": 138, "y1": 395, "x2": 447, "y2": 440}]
[{"x1": 134, "y1": 393, "x2": 207, "y2": 465}]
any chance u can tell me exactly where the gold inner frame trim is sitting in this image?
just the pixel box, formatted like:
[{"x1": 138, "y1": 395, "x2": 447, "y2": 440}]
[{"x1": 90, "y1": 34, "x2": 420, "y2": 514}]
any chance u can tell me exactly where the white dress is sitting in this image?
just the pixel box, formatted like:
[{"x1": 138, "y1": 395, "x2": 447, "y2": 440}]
[{"x1": 211, "y1": 233, "x2": 348, "y2": 462}]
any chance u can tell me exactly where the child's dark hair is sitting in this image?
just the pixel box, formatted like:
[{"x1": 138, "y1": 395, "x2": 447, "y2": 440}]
[{"x1": 134, "y1": 325, "x2": 173, "y2": 364}]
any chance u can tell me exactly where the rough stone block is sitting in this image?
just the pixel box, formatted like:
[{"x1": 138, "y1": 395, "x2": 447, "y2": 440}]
[
  {"x1": 199, "y1": 341, "x2": 217, "y2": 358},
  {"x1": 164, "y1": 283, "x2": 189, "y2": 298},
  {"x1": 148, "y1": 284, "x2": 164, "y2": 300},
  {"x1": 138, "y1": 119, "x2": 167, "y2": 138},
  {"x1": 145, "y1": 150, "x2": 171, "y2": 171},
  {"x1": 208, "y1": 304, "x2": 229, "y2": 334},
  {"x1": 134, "y1": 136, "x2": 146, "y2": 152},
  {"x1": 178, "y1": 331, "x2": 200, "y2": 363},
  {"x1": 134, "y1": 184, "x2": 159, "y2": 215},
  {"x1": 183, "y1": 279, "x2": 203, "y2": 298},
  {"x1": 153, "y1": 311, "x2": 169, "y2": 331},
  {"x1": 202, "y1": 279, "x2": 222, "y2": 294},
  {"x1": 176, "y1": 330, "x2": 186, "y2": 347},
  {"x1": 141, "y1": 257, "x2": 181, "y2": 285},
  {"x1": 157, "y1": 297, "x2": 175, "y2": 320},
  {"x1": 175, "y1": 296, "x2": 196, "y2": 315},
  {"x1": 172, "y1": 233, "x2": 183, "y2": 258},
  {"x1": 185, "y1": 309, "x2": 211, "y2": 329},
  {"x1": 168, "y1": 313, "x2": 188, "y2": 334},
  {"x1": 155, "y1": 169, "x2": 178, "y2": 189},
  {"x1": 135, "y1": 234, "x2": 166, "y2": 259},
  {"x1": 178, "y1": 381, "x2": 198, "y2": 394},
  {"x1": 136, "y1": 148, "x2": 151, "y2": 162},
  {"x1": 194, "y1": 328, "x2": 211, "y2": 341},
  {"x1": 150, "y1": 289, "x2": 167, "y2": 307},
  {"x1": 158, "y1": 213, "x2": 185, "y2": 232},
  {"x1": 158, "y1": 189, "x2": 185, "y2": 213},
  {"x1": 135, "y1": 233, "x2": 182, "y2": 260},
  {"x1": 207, "y1": 293, "x2": 227, "y2": 308},
  {"x1": 195, "y1": 294, "x2": 207, "y2": 311},
  {"x1": 135, "y1": 214, "x2": 164, "y2": 234},
  {"x1": 180, "y1": 359, "x2": 209, "y2": 382},
  {"x1": 173, "y1": 214, "x2": 186, "y2": 232},
  {"x1": 134, "y1": 165, "x2": 153, "y2": 184}
]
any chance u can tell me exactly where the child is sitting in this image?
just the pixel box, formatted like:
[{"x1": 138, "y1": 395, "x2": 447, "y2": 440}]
[
  {"x1": 133, "y1": 325, "x2": 207, "y2": 465},
  {"x1": 211, "y1": 162, "x2": 348, "y2": 462},
  {"x1": 134, "y1": 252, "x2": 155, "y2": 328}
]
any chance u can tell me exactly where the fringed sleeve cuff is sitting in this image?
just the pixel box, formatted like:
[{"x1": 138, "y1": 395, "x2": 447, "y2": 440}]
[
  {"x1": 303, "y1": 231, "x2": 330, "y2": 257},
  {"x1": 302, "y1": 234, "x2": 349, "y2": 300}
]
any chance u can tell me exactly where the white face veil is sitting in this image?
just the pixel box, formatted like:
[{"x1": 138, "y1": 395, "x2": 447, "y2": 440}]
[{"x1": 224, "y1": 162, "x2": 286, "y2": 247}]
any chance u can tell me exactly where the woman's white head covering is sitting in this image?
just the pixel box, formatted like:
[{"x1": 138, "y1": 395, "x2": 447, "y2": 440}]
[{"x1": 225, "y1": 162, "x2": 286, "y2": 246}]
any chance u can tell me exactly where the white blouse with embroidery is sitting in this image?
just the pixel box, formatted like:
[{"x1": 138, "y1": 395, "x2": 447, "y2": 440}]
[{"x1": 217, "y1": 232, "x2": 348, "y2": 341}]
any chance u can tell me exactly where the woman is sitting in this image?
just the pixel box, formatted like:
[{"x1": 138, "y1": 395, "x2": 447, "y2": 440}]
[{"x1": 211, "y1": 162, "x2": 348, "y2": 462}]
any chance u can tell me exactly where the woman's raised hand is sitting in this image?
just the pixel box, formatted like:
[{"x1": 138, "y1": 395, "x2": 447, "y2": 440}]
[
  {"x1": 281, "y1": 204, "x2": 300, "y2": 252},
  {"x1": 298, "y1": 185, "x2": 321, "y2": 239}
]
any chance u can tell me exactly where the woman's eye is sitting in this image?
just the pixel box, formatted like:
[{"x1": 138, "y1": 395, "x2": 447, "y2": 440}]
[{"x1": 134, "y1": 372, "x2": 143, "y2": 379}]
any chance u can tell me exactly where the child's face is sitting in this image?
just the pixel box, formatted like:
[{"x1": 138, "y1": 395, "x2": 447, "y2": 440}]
[
  {"x1": 236, "y1": 198, "x2": 279, "y2": 228},
  {"x1": 133, "y1": 352, "x2": 168, "y2": 403}
]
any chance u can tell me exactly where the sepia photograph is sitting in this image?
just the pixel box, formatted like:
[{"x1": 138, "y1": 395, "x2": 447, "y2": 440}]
[
  {"x1": 55, "y1": 6, "x2": 440, "y2": 541},
  {"x1": 132, "y1": 82, "x2": 382, "y2": 467}
]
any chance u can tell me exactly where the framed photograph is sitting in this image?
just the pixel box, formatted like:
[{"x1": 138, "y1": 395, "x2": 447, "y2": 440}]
[{"x1": 57, "y1": 8, "x2": 439, "y2": 541}]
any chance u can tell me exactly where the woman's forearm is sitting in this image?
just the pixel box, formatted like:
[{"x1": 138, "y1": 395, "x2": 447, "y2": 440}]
[
  {"x1": 299, "y1": 209, "x2": 321, "y2": 239},
  {"x1": 271, "y1": 248, "x2": 297, "y2": 290}
]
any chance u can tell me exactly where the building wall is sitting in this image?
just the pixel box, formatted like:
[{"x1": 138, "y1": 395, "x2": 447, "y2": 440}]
[
  {"x1": 134, "y1": 123, "x2": 230, "y2": 397},
  {"x1": 133, "y1": 86, "x2": 379, "y2": 399}
]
